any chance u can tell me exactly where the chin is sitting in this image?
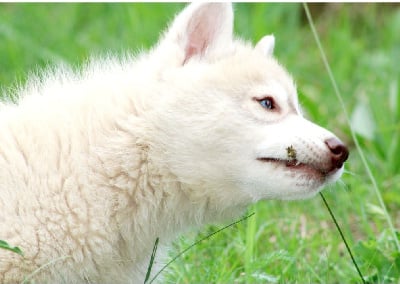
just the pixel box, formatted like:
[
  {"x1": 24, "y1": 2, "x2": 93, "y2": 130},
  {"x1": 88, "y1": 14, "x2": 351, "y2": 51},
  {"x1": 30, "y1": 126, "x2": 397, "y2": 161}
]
[{"x1": 275, "y1": 167, "x2": 345, "y2": 201}]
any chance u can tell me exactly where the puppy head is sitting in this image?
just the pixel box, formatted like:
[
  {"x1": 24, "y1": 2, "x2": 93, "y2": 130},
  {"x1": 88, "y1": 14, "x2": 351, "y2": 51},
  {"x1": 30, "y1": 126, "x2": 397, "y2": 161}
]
[{"x1": 148, "y1": 3, "x2": 348, "y2": 204}]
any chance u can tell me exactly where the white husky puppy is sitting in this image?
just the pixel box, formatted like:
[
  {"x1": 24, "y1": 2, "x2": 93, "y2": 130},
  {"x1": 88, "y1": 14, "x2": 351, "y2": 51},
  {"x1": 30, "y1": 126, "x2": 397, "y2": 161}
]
[{"x1": 0, "y1": 3, "x2": 348, "y2": 283}]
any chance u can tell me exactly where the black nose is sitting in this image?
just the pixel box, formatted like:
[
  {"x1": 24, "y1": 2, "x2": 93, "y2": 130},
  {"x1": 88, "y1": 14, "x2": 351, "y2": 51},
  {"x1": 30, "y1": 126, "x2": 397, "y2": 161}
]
[{"x1": 325, "y1": 137, "x2": 349, "y2": 169}]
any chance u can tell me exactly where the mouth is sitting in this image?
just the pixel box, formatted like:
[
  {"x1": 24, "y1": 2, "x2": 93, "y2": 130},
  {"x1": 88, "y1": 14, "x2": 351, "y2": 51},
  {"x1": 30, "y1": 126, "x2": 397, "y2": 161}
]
[{"x1": 256, "y1": 157, "x2": 331, "y2": 178}]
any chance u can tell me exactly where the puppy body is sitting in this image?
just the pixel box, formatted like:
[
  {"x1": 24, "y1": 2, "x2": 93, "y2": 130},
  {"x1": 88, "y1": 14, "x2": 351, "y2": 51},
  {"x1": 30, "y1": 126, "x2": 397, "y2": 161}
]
[{"x1": 0, "y1": 3, "x2": 348, "y2": 283}]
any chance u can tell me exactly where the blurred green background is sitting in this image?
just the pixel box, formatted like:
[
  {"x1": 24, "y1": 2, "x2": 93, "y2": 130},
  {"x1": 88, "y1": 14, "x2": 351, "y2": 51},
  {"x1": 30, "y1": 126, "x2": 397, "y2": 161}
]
[{"x1": 1, "y1": 3, "x2": 400, "y2": 283}]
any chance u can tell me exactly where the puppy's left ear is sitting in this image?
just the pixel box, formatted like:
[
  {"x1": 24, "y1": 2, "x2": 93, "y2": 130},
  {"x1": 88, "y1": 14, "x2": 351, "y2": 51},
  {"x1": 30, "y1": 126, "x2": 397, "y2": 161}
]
[
  {"x1": 255, "y1": 35, "x2": 275, "y2": 56},
  {"x1": 162, "y1": 3, "x2": 234, "y2": 64}
]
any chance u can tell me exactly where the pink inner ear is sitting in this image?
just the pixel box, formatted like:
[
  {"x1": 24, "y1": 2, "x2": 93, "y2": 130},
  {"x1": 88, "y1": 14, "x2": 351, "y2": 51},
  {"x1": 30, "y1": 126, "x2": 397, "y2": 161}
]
[
  {"x1": 183, "y1": 38, "x2": 209, "y2": 64},
  {"x1": 182, "y1": 8, "x2": 218, "y2": 64},
  {"x1": 184, "y1": 44, "x2": 200, "y2": 65}
]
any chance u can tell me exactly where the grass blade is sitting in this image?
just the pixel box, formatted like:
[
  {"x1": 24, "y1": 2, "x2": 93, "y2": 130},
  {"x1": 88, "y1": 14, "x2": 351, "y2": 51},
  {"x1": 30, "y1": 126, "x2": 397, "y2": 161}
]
[
  {"x1": 245, "y1": 207, "x2": 257, "y2": 282},
  {"x1": 148, "y1": 212, "x2": 255, "y2": 283},
  {"x1": 21, "y1": 255, "x2": 71, "y2": 284},
  {"x1": 144, "y1": 237, "x2": 159, "y2": 284},
  {"x1": 302, "y1": 2, "x2": 400, "y2": 252},
  {"x1": 0, "y1": 240, "x2": 23, "y2": 256},
  {"x1": 320, "y1": 193, "x2": 365, "y2": 283}
]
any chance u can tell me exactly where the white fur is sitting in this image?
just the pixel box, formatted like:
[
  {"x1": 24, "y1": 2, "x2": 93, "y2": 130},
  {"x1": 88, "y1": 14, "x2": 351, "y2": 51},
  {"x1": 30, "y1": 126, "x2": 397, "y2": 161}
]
[
  {"x1": 0, "y1": 3, "x2": 346, "y2": 283},
  {"x1": 255, "y1": 35, "x2": 275, "y2": 56}
]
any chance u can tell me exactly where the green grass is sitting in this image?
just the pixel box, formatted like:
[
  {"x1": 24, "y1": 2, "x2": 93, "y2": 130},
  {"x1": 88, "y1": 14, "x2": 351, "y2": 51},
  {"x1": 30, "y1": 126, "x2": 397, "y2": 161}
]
[{"x1": 1, "y1": 3, "x2": 400, "y2": 283}]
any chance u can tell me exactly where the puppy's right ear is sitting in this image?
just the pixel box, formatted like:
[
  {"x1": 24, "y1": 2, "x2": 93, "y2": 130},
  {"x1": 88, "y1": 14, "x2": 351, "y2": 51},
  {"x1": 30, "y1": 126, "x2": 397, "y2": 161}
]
[
  {"x1": 255, "y1": 35, "x2": 275, "y2": 56},
  {"x1": 161, "y1": 3, "x2": 233, "y2": 64}
]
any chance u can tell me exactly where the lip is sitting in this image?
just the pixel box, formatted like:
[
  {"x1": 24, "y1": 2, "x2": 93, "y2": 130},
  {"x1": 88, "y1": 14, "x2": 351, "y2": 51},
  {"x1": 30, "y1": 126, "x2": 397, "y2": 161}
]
[{"x1": 256, "y1": 157, "x2": 332, "y2": 177}]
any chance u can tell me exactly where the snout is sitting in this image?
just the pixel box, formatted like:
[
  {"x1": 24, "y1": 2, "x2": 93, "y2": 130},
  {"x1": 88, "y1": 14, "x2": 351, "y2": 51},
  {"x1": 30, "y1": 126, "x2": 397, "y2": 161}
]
[{"x1": 325, "y1": 137, "x2": 349, "y2": 171}]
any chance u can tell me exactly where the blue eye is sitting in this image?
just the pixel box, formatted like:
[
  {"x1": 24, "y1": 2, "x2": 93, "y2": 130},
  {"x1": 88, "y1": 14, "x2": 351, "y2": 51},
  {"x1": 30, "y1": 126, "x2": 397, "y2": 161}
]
[{"x1": 258, "y1": 97, "x2": 274, "y2": 110}]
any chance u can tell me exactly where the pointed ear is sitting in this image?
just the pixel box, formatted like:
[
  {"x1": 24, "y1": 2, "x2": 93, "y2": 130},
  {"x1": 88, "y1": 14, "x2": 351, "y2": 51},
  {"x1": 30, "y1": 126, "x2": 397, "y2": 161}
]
[
  {"x1": 255, "y1": 35, "x2": 275, "y2": 56},
  {"x1": 163, "y1": 3, "x2": 233, "y2": 64}
]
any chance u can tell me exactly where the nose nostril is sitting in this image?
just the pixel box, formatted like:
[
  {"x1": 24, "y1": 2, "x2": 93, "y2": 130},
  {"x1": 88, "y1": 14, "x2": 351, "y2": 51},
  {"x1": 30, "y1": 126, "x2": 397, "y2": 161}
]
[
  {"x1": 325, "y1": 137, "x2": 349, "y2": 169},
  {"x1": 331, "y1": 144, "x2": 344, "y2": 155}
]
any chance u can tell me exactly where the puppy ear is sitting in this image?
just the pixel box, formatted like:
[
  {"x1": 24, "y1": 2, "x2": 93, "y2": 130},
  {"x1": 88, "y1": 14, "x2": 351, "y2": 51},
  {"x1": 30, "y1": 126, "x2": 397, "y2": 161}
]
[
  {"x1": 163, "y1": 3, "x2": 233, "y2": 64},
  {"x1": 255, "y1": 35, "x2": 275, "y2": 56}
]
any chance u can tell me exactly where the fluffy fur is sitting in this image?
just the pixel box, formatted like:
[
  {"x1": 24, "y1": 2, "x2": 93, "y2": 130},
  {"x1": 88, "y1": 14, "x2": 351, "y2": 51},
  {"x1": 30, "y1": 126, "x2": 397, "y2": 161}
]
[{"x1": 0, "y1": 3, "x2": 348, "y2": 283}]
